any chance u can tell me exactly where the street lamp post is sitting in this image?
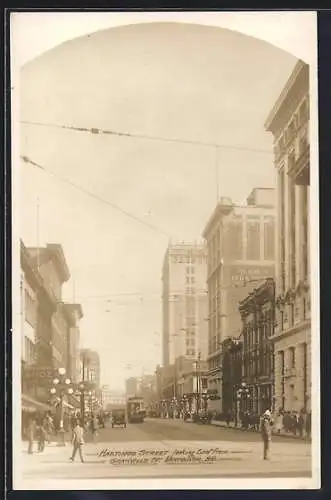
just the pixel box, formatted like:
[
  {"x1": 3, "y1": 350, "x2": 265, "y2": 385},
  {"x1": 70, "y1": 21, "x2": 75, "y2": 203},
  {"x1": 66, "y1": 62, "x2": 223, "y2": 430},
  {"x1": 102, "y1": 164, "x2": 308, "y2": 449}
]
[
  {"x1": 235, "y1": 382, "x2": 250, "y2": 427},
  {"x1": 50, "y1": 367, "x2": 73, "y2": 446}
]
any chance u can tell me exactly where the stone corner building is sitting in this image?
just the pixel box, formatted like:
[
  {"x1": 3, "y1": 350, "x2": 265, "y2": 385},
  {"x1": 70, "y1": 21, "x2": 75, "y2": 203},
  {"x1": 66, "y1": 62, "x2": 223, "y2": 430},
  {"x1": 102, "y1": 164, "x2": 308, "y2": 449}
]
[{"x1": 265, "y1": 60, "x2": 311, "y2": 413}]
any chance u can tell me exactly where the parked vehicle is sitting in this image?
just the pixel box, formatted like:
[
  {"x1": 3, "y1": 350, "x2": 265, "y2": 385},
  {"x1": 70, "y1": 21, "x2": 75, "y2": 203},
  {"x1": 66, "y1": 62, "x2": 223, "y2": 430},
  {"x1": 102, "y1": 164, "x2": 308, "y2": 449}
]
[{"x1": 111, "y1": 408, "x2": 127, "y2": 428}]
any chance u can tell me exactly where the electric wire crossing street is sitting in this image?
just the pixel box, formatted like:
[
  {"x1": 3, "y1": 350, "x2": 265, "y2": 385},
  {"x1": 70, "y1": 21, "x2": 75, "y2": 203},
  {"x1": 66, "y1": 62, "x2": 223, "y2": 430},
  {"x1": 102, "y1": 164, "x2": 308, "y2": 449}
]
[{"x1": 22, "y1": 418, "x2": 311, "y2": 480}]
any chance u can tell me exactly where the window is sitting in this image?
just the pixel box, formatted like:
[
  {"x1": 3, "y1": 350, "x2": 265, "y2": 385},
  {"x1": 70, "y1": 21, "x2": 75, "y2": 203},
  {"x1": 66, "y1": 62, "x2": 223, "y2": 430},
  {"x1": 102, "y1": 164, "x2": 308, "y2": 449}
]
[
  {"x1": 289, "y1": 171, "x2": 297, "y2": 286},
  {"x1": 226, "y1": 215, "x2": 243, "y2": 260},
  {"x1": 289, "y1": 347, "x2": 295, "y2": 368},
  {"x1": 303, "y1": 298, "x2": 307, "y2": 320},
  {"x1": 279, "y1": 350, "x2": 285, "y2": 376},
  {"x1": 279, "y1": 168, "x2": 286, "y2": 291},
  {"x1": 303, "y1": 342, "x2": 308, "y2": 410},
  {"x1": 246, "y1": 217, "x2": 261, "y2": 260},
  {"x1": 301, "y1": 186, "x2": 309, "y2": 280},
  {"x1": 290, "y1": 302, "x2": 295, "y2": 327},
  {"x1": 264, "y1": 216, "x2": 275, "y2": 261}
]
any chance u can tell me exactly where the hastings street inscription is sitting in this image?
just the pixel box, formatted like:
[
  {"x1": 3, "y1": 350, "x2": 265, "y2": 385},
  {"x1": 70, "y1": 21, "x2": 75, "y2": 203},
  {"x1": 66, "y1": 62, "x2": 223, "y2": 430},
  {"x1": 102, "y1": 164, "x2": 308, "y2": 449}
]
[{"x1": 97, "y1": 448, "x2": 251, "y2": 465}]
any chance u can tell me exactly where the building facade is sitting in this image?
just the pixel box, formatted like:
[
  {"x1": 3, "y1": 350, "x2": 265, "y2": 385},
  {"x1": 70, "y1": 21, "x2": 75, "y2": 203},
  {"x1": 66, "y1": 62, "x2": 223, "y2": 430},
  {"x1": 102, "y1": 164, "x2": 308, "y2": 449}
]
[
  {"x1": 64, "y1": 304, "x2": 83, "y2": 383},
  {"x1": 202, "y1": 189, "x2": 276, "y2": 412},
  {"x1": 20, "y1": 241, "x2": 81, "y2": 411},
  {"x1": 220, "y1": 337, "x2": 243, "y2": 417},
  {"x1": 265, "y1": 60, "x2": 311, "y2": 413},
  {"x1": 125, "y1": 377, "x2": 139, "y2": 397},
  {"x1": 80, "y1": 349, "x2": 101, "y2": 388},
  {"x1": 101, "y1": 386, "x2": 126, "y2": 410},
  {"x1": 27, "y1": 244, "x2": 71, "y2": 370},
  {"x1": 162, "y1": 242, "x2": 208, "y2": 367},
  {"x1": 239, "y1": 278, "x2": 275, "y2": 415}
]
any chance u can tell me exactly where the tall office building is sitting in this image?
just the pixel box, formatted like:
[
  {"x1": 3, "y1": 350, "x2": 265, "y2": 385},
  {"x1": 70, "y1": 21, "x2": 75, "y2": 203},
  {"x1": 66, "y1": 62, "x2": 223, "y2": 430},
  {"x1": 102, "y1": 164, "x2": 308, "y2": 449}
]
[
  {"x1": 202, "y1": 189, "x2": 276, "y2": 412},
  {"x1": 162, "y1": 242, "x2": 208, "y2": 367}
]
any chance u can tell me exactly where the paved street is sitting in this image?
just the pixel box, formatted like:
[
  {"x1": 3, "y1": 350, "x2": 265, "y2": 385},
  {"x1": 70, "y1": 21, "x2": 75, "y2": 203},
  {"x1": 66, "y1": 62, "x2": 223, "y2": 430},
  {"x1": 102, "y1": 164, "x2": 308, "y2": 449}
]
[{"x1": 19, "y1": 418, "x2": 312, "y2": 482}]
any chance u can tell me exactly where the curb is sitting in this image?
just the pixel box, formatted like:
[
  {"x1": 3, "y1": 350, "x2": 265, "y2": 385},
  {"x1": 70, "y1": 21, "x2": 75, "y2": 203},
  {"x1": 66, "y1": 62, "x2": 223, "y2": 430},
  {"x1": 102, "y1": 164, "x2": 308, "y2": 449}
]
[{"x1": 209, "y1": 421, "x2": 311, "y2": 441}]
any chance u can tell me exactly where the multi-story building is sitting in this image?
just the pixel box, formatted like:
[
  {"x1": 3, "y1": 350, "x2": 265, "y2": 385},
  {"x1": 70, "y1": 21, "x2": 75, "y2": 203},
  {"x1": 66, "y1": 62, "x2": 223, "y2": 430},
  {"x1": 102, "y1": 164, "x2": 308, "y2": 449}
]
[
  {"x1": 20, "y1": 241, "x2": 81, "y2": 411},
  {"x1": 63, "y1": 304, "x2": 83, "y2": 383},
  {"x1": 239, "y1": 278, "x2": 275, "y2": 415},
  {"x1": 202, "y1": 188, "x2": 276, "y2": 412},
  {"x1": 220, "y1": 337, "x2": 243, "y2": 417},
  {"x1": 21, "y1": 241, "x2": 39, "y2": 369},
  {"x1": 80, "y1": 349, "x2": 101, "y2": 388},
  {"x1": 162, "y1": 242, "x2": 208, "y2": 367},
  {"x1": 101, "y1": 385, "x2": 126, "y2": 410},
  {"x1": 27, "y1": 244, "x2": 71, "y2": 370},
  {"x1": 157, "y1": 355, "x2": 208, "y2": 415},
  {"x1": 125, "y1": 377, "x2": 139, "y2": 397},
  {"x1": 265, "y1": 60, "x2": 311, "y2": 413}
]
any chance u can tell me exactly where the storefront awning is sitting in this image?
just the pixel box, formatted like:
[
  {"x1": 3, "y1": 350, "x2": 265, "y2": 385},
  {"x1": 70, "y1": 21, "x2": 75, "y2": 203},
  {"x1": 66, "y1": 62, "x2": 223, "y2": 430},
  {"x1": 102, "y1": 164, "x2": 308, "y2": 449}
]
[
  {"x1": 53, "y1": 399, "x2": 75, "y2": 410},
  {"x1": 21, "y1": 394, "x2": 53, "y2": 413}
]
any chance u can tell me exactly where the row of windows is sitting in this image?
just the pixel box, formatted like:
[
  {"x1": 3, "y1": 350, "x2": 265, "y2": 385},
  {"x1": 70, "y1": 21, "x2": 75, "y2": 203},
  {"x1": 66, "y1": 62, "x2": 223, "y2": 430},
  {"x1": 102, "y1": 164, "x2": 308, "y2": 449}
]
[
  {"x1": 171, "y1": 255, "x2": 207, "y2": 265},
  {"x1": 186, "y1": 338, "x2": 195, "y2": 346},
  {"x1": 278, "y1": 175, "x2": 309, "y2": 292},
  {"x1": 208, "y1": 216, "x2": 275, "y2": 267},
  {"x1": 24, "y1": 289, "x2": 37, "y2": 327},
  {"x1": 186, "y1": 276, "x2": 195, "y2": 284},
  {"x1": 274, "y1": 97, "x2": 309, "y2": 161},
  {"x1": 22, "y1": 337, "x2": 35, "y2": 365},
  {"x1": 186, "y1": 266, "x2": 195, "y2": 275}
]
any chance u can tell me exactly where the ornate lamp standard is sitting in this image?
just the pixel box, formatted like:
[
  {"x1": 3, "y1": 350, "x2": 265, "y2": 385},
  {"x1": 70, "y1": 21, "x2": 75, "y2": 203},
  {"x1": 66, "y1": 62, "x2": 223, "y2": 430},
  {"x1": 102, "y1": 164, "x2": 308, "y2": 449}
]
[
  {"x1": 235, "y1": 382, "x2": 250, "y2": 427},
  {"x1": 50, "y1": 367, "x2": 73, "y2": 446},
  {"x1": 75, "y1": 381, "x2": 92, "y2": 425}
]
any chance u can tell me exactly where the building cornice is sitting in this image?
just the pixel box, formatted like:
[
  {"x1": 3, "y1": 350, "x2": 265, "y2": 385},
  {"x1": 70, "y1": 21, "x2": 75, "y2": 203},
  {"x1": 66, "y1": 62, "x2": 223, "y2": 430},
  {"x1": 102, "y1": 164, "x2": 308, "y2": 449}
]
[
  {"x1": 270, "y1": 319, "x2": 311, "y2": 343},
  {"x1": 46, "y1": 244, "x2": 71, "y2": 283},
  {"x1": 264, "y1": 60, "x2": 308, "y2": 134},
  {"x1": 202, "y1": 202, "x2": 233, "y2": 239},
  {"x1": 63, "y1": 303, "x2": 84, "y2": 321},
  {"x1": 239, "y1": 278, "x2": 275, "y2": 314}
]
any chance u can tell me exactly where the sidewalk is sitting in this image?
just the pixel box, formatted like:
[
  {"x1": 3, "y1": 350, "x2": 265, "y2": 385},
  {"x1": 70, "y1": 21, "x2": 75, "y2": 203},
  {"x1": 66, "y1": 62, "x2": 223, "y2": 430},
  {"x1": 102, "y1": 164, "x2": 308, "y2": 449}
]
[
  {"x1": 182, "y1": 418, "x2": 310, "y2": 441},
  {"x1": 210, "y1": 420, "x2": 311, "y2": 441}
]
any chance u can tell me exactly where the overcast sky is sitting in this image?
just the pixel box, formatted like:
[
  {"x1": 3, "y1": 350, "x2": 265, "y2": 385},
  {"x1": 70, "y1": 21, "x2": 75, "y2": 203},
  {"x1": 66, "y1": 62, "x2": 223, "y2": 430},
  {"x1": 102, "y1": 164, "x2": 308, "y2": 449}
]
[{"x1": 19, "y1": 22, "x2": 297, "y2": 390}]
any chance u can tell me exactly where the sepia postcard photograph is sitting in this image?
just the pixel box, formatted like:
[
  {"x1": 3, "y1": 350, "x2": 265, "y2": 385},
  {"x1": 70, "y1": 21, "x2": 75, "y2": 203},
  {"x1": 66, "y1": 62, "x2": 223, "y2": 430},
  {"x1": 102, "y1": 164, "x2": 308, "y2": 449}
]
[{"x1": 10, "y1": 10, "x2": 320, "y2": 490}]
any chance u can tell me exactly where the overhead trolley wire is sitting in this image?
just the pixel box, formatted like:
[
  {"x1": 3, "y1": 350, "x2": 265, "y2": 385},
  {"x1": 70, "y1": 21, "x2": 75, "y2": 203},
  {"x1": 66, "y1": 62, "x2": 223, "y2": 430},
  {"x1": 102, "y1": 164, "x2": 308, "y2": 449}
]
[
  {"x1": 21, "y1": 155, "x2": 171, "y2": 239},
  {"x1": 21, "y1": 119, "x2": 273, "y2": 155}
]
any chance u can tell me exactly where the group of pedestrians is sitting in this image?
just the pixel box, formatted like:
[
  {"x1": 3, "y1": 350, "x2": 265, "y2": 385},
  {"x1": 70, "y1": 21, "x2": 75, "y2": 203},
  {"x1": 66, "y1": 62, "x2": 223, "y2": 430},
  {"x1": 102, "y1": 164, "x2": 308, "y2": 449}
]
[
  {"x1": 25, "y1": 410, "x2": 105, "y2": 459},
  {"x1": 26, "y1": 412, "x2": 55, "y2": 454},
  {"x1": 274, "y1": 409, "x2": 311, "y2": 438},
  {"x1": 236, "y1": 408, "x2": 311, "y2": 439}
]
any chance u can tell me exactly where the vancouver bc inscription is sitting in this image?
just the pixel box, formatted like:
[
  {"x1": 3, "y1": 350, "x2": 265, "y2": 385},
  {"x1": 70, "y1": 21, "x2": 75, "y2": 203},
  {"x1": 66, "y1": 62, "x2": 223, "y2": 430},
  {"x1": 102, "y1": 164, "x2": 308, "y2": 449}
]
[{"x1": 97, "y1": 448, "x2": 251, "y2": 465}]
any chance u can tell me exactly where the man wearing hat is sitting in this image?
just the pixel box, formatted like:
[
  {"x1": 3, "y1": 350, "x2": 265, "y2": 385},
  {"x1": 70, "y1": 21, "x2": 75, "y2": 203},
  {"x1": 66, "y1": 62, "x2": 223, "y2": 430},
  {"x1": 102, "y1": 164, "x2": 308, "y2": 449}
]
[{"x1": 260, "y1": 409, "x2": 273, "y2": 460}]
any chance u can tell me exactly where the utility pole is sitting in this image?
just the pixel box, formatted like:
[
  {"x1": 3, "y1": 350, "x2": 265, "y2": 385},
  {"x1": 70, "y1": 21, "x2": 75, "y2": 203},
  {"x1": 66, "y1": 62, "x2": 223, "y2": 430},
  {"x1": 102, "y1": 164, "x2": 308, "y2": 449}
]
[{"x1": 215, "y1": 146, "x2": 219, "y2": 203}]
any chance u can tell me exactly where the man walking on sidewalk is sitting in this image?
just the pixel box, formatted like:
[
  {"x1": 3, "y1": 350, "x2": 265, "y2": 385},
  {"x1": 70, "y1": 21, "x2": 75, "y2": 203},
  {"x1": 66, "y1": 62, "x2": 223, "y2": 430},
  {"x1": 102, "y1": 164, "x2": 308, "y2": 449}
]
[
  {"x1": 260, "y1": 409, "x2": 273, "y2": 460},
  {"x1": 69, "y1": 419, "x2": 85, "y2": 463}
]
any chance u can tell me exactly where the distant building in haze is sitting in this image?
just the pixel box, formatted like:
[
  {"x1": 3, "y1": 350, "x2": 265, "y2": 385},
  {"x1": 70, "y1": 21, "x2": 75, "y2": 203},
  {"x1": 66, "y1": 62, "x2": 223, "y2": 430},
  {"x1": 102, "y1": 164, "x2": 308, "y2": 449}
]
[
  {"x1": 80, "y1": 348, "x2": 101, "y2": 388},
  {"x1": 125, "y1": 377, "x2": 139, "y2": 397},
  {"x1": 162, "y1": 242, "x2": 208, "y2": 367}
]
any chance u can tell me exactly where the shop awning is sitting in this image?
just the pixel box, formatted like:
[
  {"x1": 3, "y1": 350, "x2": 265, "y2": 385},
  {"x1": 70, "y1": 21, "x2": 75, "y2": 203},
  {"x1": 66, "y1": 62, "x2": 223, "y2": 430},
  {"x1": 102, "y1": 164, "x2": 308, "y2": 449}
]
[
  {"x1": 21, "y1": 394, "x2": 53, "y2": 413},
  {"x1": 53, "y1": 399, "x2": 75, "y2": 410}
]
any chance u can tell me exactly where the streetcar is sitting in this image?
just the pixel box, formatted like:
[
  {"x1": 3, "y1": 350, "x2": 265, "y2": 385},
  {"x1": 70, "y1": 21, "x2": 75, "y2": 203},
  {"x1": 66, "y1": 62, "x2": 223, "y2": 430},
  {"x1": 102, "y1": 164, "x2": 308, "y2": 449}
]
[{"x1": 126, "y1": 396, "x2": 145, "y2": 423}]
